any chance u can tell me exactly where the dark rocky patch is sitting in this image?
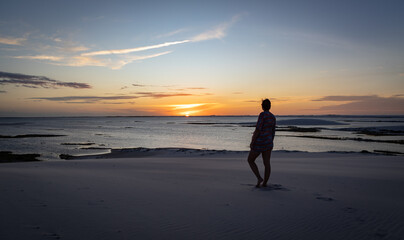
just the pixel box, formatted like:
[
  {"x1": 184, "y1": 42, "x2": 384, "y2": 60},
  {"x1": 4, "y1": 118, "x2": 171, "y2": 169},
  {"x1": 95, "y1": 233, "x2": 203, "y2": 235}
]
[
  {"x1": 0, "y1": 151, "x2": 41, "y2": 163},
  {"x1": 61, "y1": 142, "x2": 94, "y2": 146},
  {"x1": 288, "y1": 135, "x2": 404, "y2": 145},
  {"x1": 277, "y1": 126, "x2": 321, "y2": 133},
  {"x1": 0, "y1": 134, "x2": 66, "y2": 138}
]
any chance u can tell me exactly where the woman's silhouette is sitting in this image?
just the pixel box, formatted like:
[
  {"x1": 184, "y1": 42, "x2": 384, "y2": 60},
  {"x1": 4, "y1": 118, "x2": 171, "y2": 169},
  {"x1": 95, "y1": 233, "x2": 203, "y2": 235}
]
[{"x1": 248, "y1": 99, "x2": 276, "y2": 187}]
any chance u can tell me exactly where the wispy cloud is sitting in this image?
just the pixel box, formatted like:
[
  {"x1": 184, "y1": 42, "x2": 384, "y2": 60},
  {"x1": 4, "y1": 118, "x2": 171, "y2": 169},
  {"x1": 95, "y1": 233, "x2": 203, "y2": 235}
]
[
  {"x1": 169, "y1": 103, "x2": 206, "y2": 109},
  {"x1": 82, "y1": 15, "x2": 241, "y2": 57},
  {"x1": 42, "y1": 51, "x2": 172, "y2": 69},
  {"x1": 174, "y1": 87, "x2": 207, "y2": 91},
  {"x1": 190, "y1": 14, "x2": 242, "y2": 42},
  {"x1": 155, "y1": 28, "x2": 189, "y2": 39},
  {"x1": 31, "y1": 95, "x2": 139, "y2": 102},
  {"x1": 132, "y1": 84, "x2": 147, "y2": 87},
  {"x1": 0, "y1": 36, "x2": 26, "y2": 46},
  {"x1": 51, "y1": 37, "x2": 90, "y2": 52},
  {"x1": 313, "y1": 95, "x2": 404, "y2": 114},
  {"x1": 0, "y1": 71, "x2": 91, "y2": 89},
  {"x1": 115, "y1": 51, "x2": 172, "y2": 68},
  {"x1": 313, "y1": 95, "x2": 378, "y2": 102},
  {"x1": 62, "y1": 45, "x2": 89, "y2": 53},
  {"x1": 134, "y1": 92, "x2": 194, "y2": 98},
  {"x1": 82, "y1": 40, "x2": 188, "y2": 56},
  {"x1": 244, "y1": 100, "x2": 260, "y2": 103},
  {"x1": 8, "y1": 15, "x2": 242, "y2": 69},
  {"x1": 14, "y1": 55, "x2": 63, "y2": 61},
  {"x1": 30, "y1": 91, "x2": 197, "y2": 103}
]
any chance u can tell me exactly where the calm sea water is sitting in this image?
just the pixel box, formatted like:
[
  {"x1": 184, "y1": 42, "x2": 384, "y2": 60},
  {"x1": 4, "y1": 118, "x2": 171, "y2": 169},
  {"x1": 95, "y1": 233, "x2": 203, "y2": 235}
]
[{"x1": 0, "y1": 115, "x2": 403, "y2": 160}]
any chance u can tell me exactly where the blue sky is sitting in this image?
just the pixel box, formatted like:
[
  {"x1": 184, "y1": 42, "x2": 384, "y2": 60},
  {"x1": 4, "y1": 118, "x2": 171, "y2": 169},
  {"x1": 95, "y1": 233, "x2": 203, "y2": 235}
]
[{"x1": 0, "y1": 0, "x2": 403, "y2": 116}]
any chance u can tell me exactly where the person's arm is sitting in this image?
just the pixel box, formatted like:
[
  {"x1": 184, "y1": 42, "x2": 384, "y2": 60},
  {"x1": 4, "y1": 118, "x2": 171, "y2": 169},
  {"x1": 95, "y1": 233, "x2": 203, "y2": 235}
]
[
  {"x1": 250, "y1": 113, "x2": 263, "y2": 149},
  {"x1": 272, "y1": 118, "x2": 276, "y2": 141},
  {"x1": 250, "y1": 128, "x2": 260, "y2": 149}
]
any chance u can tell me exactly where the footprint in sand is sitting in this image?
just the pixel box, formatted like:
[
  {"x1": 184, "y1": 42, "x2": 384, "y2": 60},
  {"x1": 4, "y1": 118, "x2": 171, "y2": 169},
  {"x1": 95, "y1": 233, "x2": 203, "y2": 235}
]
[
  {"x1": 43, "y1": 232, "x2": 61, "y2": 239},
  {"x1": 374, "y1": 228, "x2": 388, "y2": 238},
  {"x1": 241, "y1": 183, "x2": 289, "y2": 191},
  {"x1": 313, "y1": 193, "x2": 335, "y2": 201},
  {"x1": 316, "y1": 196, "x2": 334, "y2": 201},
  {"x1": 342, "y1": 207, "x2": 357, "y2": 213},
  {"x1": 342, "y1": 207, "x2": 367, "y2": 224}
]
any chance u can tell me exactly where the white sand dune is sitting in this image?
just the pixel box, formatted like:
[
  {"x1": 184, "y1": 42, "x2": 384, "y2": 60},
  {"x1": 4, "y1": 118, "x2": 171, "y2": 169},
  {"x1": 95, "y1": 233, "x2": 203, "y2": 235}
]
[{"x1": 1, "y1": 151, "x2": 403, "y2": 240}]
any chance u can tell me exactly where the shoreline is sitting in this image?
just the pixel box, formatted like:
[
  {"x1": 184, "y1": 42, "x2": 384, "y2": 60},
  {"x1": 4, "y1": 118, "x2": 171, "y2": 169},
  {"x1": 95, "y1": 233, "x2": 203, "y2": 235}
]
[
  {"x1": 2, "y1": 147, "x2": 404, "y2": 163},
  {"x1": 1, "y1": 114, "x2": 404, "y2": 118}
]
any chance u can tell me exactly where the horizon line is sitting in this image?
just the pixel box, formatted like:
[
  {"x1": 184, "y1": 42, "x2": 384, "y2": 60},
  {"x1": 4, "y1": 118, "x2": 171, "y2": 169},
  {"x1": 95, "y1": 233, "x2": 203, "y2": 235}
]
[{"x1": 1, "y1": 114, "x2": 403, "y2": 118}]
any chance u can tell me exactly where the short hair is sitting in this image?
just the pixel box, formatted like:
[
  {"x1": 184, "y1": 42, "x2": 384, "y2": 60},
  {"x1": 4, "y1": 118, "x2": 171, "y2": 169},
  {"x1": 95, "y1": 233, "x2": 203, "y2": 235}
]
[{"x1": 261, "y1": 99, "x2": 271, "y2": 111}]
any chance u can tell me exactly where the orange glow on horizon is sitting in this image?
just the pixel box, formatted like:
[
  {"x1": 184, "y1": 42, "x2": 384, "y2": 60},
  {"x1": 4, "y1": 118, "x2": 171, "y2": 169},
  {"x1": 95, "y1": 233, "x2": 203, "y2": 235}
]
[{"x1": 169, "y1": 103, "x2": 206, "y2": 109}]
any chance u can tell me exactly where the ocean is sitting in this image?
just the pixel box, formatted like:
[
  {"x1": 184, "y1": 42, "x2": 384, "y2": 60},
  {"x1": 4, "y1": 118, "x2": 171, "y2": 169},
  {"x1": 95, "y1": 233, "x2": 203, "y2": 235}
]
[{"x1": 0, "y1": 115, "x2": 403, "y2": 160}]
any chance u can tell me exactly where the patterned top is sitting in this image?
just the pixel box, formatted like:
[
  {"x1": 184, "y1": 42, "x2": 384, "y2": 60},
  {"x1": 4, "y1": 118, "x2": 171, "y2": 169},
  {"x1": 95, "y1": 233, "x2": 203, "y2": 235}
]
[{"x1": 251, "y1": 111, "x2": 276, "y2": 152}]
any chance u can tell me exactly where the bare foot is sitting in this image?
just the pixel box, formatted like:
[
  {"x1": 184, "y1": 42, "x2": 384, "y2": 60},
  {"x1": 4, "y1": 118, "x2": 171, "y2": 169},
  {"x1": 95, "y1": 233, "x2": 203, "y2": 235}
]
[
  {"x1": 256, "y1": 177, "x2": 263, "y2": 188},
  {"x1": 262, "y1": 182, "x2": 268, "y2": 187}
]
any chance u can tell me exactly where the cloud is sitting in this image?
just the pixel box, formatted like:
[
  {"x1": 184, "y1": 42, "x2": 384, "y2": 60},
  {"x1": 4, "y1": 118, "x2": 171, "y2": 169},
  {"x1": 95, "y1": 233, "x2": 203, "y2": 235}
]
[
  {"x1": 134, "y1": 92, "x2": 194, "y2": 98},
  {"x1": 50, "y1": 38, "x2": 90, "y2": 53},
  {"x1": 190, "y1": 14, "x2": 242, "y2": 42},
  {"x1": 132, "y1": 84, "x2": 147, "y2": 87},
  {"x1": 155, "y1": 28, "x2": 189, "y2": 39},
  {"x1": 80, "y1": 15, "x2": 241, "y2": 58},
  {"x1": 63, "y1": 45, "x2": 89, "y2": 52},
  {"x1": 31, "y1": 91, "x2": 200, "y2": 103},
  {"x1": 313, "y1": 95, "x2": 404, "y2": 114},
  {"x1": 82, "y1": 40, "x2": 188, "y2": 56},
  {"x1": 14, "y1": 55, "x2": 63, "y2": 61},
  {"x1": 174, "y1": 87, "x2": 207, "y2": 91},
  {"x1": 8, "y1": 15, "x2": 242, "y2": 70},
  {"x1": 76, "y1": 14, "x2": 241, "y2": 65},
  {"x1": 31, "y1": 95, "x2": 139, "y2": 102},
  {"x1": 114, "y1": 51, "x2": 172, "y2": 69},
  {"x1": 42, "y1": 51, "x2": 172, "y2": 70},
  {"x1": 313, "y1": 95, "x2": 378, "y2": 102},
  {"x1": 0, "y1": 71, "x2": 91, "y2": 89},
  {"x1": 0, "y1": 36, "x2": 26, "y2": 46},
  {"x1": 169, "y1": 103, "x2": 206, "y2": 109}
]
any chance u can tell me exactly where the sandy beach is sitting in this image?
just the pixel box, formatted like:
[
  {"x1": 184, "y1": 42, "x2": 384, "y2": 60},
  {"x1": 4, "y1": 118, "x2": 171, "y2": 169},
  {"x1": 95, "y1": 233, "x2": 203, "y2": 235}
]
[{"x1": 0, "y1": 150, "x2": 403, "y2": 240}]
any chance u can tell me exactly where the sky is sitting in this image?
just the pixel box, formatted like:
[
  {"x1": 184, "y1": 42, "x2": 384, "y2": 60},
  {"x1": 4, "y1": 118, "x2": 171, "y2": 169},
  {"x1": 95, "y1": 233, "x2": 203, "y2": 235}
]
[{"x1": 0, "y1": 0, "x2": 403, "y2": 116}]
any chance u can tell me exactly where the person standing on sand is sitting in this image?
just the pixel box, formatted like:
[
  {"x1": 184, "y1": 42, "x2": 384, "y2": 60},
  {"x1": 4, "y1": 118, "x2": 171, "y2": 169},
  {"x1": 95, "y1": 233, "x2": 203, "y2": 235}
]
[{"x1": 248, "y1": 99, "x2": 276, "y2": 188}]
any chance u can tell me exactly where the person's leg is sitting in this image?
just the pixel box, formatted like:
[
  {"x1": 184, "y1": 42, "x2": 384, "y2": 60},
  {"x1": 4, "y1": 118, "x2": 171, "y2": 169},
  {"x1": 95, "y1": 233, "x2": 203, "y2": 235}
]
[
  {"x1": 262, "y1": 150, "x2": 272, "y2": 187},
  {"x1": 247, "y1": 150, "x2": 263, "y2": 187}
]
